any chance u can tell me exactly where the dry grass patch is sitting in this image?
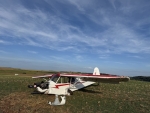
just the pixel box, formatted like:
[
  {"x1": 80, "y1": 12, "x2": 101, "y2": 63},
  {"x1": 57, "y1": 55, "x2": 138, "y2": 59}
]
[{"x1": 0, "y1": 92, "x2": 71, "y2": 113}]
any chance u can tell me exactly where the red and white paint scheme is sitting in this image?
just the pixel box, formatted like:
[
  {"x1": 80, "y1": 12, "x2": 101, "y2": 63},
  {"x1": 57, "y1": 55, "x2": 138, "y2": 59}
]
[{"x1": 28, "y1": 67, "x2": 130, "y2": 105}]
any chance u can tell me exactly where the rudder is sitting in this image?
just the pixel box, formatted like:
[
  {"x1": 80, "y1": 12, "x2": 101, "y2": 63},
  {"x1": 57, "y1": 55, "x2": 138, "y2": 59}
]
[{"x1": 93, "y1": 67, "x2": 100, "y2": 75}]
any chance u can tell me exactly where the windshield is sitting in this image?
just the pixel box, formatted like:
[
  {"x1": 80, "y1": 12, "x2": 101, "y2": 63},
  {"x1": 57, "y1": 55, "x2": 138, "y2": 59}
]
[{"x1": 50, "y1": 74, "x2": 60, "y2": 83}]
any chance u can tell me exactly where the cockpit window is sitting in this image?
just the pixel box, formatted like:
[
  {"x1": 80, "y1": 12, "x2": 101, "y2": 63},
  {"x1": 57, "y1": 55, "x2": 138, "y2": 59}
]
[
  {"x1": 50, "y1": 74, "x2": 76, "y2": 84},
  {"x1": 50, "y1": 74, "x2": 60, "y2": 83}
]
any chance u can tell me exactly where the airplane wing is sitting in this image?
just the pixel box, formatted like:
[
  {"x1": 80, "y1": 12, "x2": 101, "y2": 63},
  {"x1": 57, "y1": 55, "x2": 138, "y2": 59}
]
[
  {"x1": 32, "y1": 74, "x2": 53, "y2": 78},
  {"x1": 60, "y1": 74, "x2": 130, "y2": 83}
]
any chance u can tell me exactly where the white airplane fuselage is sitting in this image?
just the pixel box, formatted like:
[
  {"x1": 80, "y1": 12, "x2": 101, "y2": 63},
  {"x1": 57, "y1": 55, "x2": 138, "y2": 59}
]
[
  {"x1": 36, "y1": 77, "x2": 95, "y2": 95},
  {"x1": 28, "y1": 67, "x2": 130, "y2": 106}
]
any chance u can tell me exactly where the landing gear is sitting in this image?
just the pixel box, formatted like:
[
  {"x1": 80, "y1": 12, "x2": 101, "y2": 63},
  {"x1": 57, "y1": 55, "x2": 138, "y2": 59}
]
[
  {"x1": 48, "y1": 95, "x2": 66, "y2": 105},
  {"x1": 68, "y1": 89, "x2": 73, "y2": 95}
]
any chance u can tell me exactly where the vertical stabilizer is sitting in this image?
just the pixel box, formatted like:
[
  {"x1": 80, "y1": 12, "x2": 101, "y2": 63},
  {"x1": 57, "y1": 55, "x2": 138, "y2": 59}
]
[{"x1": 93, "y1": 67, "x2": 100, "y2": 75}]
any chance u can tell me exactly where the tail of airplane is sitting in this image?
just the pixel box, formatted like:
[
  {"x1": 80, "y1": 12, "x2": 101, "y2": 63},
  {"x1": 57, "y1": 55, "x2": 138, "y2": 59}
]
[{"x1": 93, "y1": 67, "x2": 100, "y2": 75}]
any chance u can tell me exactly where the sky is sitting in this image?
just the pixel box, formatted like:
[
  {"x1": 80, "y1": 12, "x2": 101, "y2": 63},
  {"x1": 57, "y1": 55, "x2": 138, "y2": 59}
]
[{"x1": 0, "y1": 0, "x2": 150, "y2": 76}]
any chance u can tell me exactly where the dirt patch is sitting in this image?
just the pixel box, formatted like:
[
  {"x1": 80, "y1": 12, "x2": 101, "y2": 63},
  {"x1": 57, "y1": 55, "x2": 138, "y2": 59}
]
[{"x1": 0, "y1": 92, "x2": 71, "y2": 113}]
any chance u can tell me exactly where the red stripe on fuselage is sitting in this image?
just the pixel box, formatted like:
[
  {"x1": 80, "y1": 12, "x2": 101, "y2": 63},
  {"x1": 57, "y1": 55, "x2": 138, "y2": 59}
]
[
  {"x1": 52, "y1": 83, "x2": 69, "y2": 89},
  {"x1": 52, "y1": 82, "x2": 85, "y2": 89}
]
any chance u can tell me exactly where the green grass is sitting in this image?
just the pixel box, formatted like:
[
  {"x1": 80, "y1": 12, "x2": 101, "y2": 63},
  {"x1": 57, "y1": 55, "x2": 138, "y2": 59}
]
[
  {"x1": 0, "y1": 67, "x2": 58, "y2": 78},
  {"x1": 0, "y1": 69, "x2": 150, "y2": 113}
]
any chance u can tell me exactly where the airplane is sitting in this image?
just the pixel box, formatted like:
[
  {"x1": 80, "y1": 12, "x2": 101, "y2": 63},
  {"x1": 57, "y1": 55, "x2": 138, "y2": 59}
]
[{"x1": 28, "y1": 67, "x2": 130, "y2": 105}]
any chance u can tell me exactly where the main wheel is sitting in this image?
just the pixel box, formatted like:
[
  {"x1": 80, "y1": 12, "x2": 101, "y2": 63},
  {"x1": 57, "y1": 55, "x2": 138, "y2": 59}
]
[{"x1": 68, "y1": 89, "x2": 73, "y2": 95}]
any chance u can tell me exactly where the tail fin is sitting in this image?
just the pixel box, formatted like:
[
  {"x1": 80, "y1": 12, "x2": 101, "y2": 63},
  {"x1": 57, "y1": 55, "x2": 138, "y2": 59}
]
[{"x1": 93, "y1": 67, "x2": 100, "y2": 75}]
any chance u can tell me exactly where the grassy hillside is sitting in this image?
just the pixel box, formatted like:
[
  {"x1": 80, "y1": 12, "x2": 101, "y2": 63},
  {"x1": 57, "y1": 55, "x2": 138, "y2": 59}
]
[
  {"x1": 131, "y1": 76, "x2": 150, "y2": 82},
  {"x1": 0, "y1": 67, "x2": 57, "y2": 76},
  {"x1": 0, "y1": 68, "x2": 150, "y2": 113}
]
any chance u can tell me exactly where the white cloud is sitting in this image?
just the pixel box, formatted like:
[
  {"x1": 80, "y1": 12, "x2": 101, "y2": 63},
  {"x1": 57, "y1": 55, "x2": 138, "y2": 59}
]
[
  {"x1": 27, "y1": 50, "x2": 38, "y2": 54},
  {"x1": 0, "y1": 0, "x2": 150, "y2": 76},
  {"x1": 0, "y1": 39, "x2": 11, "y2": 44},
  {"x1": 99, "y1": 55, "x2": 110, "y2": 59},
  {"x1": 87, "y1": 67, "x2": 93, "y2": 69},
  {"x1": 127, "y1": 55, "x2": 143, "y2": 59},
  {"x1": 0, "y1": 0, "x2": 150, "y2": 55},
  {"x1": 50, "y1": 56, "x2": 65, "y2": 61},
  {"x1": 0, "y1": 40, "x2": 5, "y2": 43},
  {"x1": 109, "y1": 0, "x2": 117, "y2": 10},
  {"x1": 0, "y1": 50, "x2": 8, "y2": 53}
]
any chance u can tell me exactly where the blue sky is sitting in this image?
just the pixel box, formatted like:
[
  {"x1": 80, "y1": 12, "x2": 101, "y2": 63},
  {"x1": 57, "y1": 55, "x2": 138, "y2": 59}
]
[{"x1": 0, "y1": 0, "x2": 150, "y2": 76}]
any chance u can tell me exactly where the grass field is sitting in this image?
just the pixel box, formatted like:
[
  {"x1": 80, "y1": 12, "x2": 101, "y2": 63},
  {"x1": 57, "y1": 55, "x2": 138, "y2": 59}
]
[{"x1": 0, "y1": 68, "x2": 150, "y2": 113}]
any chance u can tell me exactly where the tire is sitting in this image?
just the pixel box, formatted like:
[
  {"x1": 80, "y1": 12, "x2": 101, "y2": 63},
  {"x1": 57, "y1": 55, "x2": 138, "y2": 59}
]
[{"x1": 68, "y1": 89, "x2": 73, "y2": 95}]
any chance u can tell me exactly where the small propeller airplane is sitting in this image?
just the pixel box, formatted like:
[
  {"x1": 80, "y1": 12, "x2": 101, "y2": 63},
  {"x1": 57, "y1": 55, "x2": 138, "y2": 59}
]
[{"x1": 28, "y1": 67, "x2": 130, "y2": 105}]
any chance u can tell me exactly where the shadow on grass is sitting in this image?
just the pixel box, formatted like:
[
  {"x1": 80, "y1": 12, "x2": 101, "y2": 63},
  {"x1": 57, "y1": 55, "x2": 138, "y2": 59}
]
[
  {"x1": 31, "y1": 91, "x2": 44, "y2": 94},
  {"x1": 78, "y1": 88, "x2": 102, "y2": 94}
]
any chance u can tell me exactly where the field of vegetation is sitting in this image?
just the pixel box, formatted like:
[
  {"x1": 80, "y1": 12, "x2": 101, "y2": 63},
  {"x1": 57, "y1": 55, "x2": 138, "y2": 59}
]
[{"x1": 0, "y1": 67, "x2": 150, "y2": 113}]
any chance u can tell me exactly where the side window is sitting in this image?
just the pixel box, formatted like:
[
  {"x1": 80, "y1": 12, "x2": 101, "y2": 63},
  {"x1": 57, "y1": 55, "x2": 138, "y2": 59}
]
[
  {"x1": 56, "y1": 77, "x2": 69, "y2": 83},
  {"x1": 51, "y1": 74, "x2": 59, "y2": 83},
  {"x1": 56, "y1": 77, "x2": 61, "y2": 83},
  {"x1": 63, "y1": 77, "x2": 69, "y2": 83},
  {"x1": 68, "y1": 77, "x2": 75, "y2": 84}
]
